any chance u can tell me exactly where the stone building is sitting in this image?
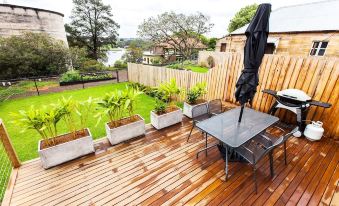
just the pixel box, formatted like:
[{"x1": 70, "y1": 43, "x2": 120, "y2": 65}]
[
  {"x1": 0, "y1": 4, "x2": 68, "y2": 45},
  {"x1": 216, "y1": 0, "x2": 339, "y2": 57}
]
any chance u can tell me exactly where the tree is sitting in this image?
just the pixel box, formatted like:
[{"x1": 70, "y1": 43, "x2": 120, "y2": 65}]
[
  {"x1": 138, "y1": 12, "x2": 214, "y2": 60},
  {"x1": 227, "y1": 4, "x2": 258, "y2": 33},
  {"x1": 122, "y1": 42, "x2": 143, "y2": 63},
  {"x1": 0, "y1": 32, "x2": 70, "y2": 79},
  {"x1": 208, "y1": 38, "x2": 217, "y2": 50},
  {"x1": 67, "y1": 0, "x2": 119, "y2": 60}
]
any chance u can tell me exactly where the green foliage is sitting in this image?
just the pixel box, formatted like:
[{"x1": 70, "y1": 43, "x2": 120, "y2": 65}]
[
  {"x1": 60, "y1": 70, "x2": 82, "y2": 82},
  {"x1": 67, "y1": 0, "x2": 120, "y2": 60},
  {"x1": 138, "y1": 11, "x2": 213, "y2": 60},
  {"x1": 122, "y1": 43, "x2": 143, "y2": 63},
  {"x1": 154, "y1": 99, "x2": 166, "y2": 115},
  {"x1": 114, "y1": 60, "x2": 128, "y2": 69},
  {"x1": 96, "y1": 86, "x2": 143, "y2": 126},
  {"x1": 69, "y1": 46, "x2": 89, "y2": 70},
  {"x1": 10, "y1": 106, "x2": 63, "y2": 147},
  {"x1": 0, "y1": 32, "x2": 70, "y2": 79},
  {"x1": 10, "y1": 97, "x2": 96, "y2": 146},
  {"x1": 208, "y1": 38, "x2": 217, "y2": 50},
  {"x1": 150, "y1": 57, "x2": 164, "y2": 65},
  {"x1": 228, "y1": 4, "x2": 258, "y2": 33},
  {"x1": 82, "y1": 59, "x2": 107, "y2": 72},
  {"x1": 158, "y1": 79, "x2": 182, "y2": 104},
  {"x1": 186, "y1": 82, "x2": 207, "y2": 104},
  {"x1": 60, "y1": 70, "x2": 112, "y2": 83},
  {"x1": 167, "y1": 60, "x2": 209, "y2": 73}
]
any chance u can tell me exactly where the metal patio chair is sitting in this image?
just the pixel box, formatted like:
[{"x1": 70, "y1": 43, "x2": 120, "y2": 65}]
[
  {"x1": 187, "y1": 104, "x2": 210, "y2": 142},
  {"x1": 231, "y1": 127, "x2": 298, "y2": 194},
  {"x1": 208, "y1": 99, "x2": 224, "y2": 116}
]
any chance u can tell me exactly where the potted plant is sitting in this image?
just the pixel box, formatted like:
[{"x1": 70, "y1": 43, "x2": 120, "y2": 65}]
[
  {"x1": 151, "y1": 79, "x2": 183, "y2": 129},
  {"x1": 97, "y1": 86, "x2": 145, "y2": 145},
  {"x1": 11, "y1": 97, "x2": 96, "y2": 169},
  {"x1": 183, "y1": 82, "x2": 208, "y2": 118}
]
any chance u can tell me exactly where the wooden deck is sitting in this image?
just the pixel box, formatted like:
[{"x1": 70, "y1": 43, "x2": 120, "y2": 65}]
[{"x1": 3, "y1": 118, "x2": 339, "y2": 206}]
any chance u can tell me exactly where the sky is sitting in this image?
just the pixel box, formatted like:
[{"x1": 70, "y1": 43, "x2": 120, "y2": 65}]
[{"x1": 7, "y1": 0, "x2": 321, "y2": 38}]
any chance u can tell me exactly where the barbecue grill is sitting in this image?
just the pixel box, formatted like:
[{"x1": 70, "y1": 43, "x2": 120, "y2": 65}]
[{"x1": 263, "y1": 89, "x2": 331, "y2": 137}]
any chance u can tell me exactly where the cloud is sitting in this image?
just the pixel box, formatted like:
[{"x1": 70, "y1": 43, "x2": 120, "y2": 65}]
[{"x1": 8, "y1": 0, "x2": 317, "y2": 38}]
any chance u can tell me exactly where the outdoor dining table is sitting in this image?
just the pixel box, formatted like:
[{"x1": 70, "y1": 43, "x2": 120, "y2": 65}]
[{"x1": 195, "y1": 107, "x2": 279, "y2": 179}]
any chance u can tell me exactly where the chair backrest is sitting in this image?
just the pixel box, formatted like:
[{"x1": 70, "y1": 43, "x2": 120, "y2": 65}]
[
  {"x1": 208, "y1": 99, "x2": 222, "y2": 115},
  {"x1": 263, "y1": 127, "x2": 299, "y2": 155},
  {"x1": 192, "y1": 104, "x2": 208, "y2": 119}
]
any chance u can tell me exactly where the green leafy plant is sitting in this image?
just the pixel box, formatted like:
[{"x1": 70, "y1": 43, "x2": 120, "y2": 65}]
[
  {"x1": 96, "y1": 86, "x2": 142, "y2": 127},
  {"x1": 186, "y1": 82, "x2": 207, "y2": 104},
  {"x1": 10, "y1": 97, "x2": 96, "y2": 147},
  {"x1": 158, "y1": 79, "x2": 182, "y2": 105},
  {"x1": 153, "y1": 98, "x2": 166, "y2": 115},
  {"x1": 10, "y1": 106, "x2": 63, "y2": 147}
]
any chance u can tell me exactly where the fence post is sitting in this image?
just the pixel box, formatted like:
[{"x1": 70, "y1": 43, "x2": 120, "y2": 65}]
[
  {"x1": 116, "y1": 70, "x2": 119, "y2": 83},
  {"x1": 33, "y1": 78, "x2": 40, "y2": 96},
  {"x1": 0, "y1": 120, "x2": 20, "y2": 168}
]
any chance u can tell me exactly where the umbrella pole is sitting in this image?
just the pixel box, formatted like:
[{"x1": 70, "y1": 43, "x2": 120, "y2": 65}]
[{"x1": 238, "y1": 104, "x2": 244, "y2": 122}]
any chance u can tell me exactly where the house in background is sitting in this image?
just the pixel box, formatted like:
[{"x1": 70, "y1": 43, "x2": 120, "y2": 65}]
[
  {"x1": 216, "y1": 0, "x2": 339, "y2": 57},
  {"x1": 143, "y1": 39, "x2": 207, "y2": 65}
]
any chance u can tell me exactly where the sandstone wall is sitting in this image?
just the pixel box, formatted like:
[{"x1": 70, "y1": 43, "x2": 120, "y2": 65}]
[{"x1": 0, "y1": 4, "x2": 68, "y2": 45}]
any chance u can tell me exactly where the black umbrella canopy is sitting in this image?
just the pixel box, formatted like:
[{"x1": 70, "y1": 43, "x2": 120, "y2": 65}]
[{"x1": 235, "y1": 3, "x2": 271, "y2": 122}]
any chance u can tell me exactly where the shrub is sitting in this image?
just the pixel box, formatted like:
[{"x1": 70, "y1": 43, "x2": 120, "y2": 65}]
[
  {"x1": 186, "y1": 82, "x2": 207, "y2": 104},
  {"x1": 82, "y1": 60, "x2": 107, "y2": 72},
  {"x1": 114, "y1": 60, "x2": 127, "y2": 69},
  {"x1": 0, "y1": 32, "x2": 70, "y2": 79},
  {"x1": 207, "y1": 56, "x2": 215, "y2": 68},
  {"x1": 60, "y1": 70, "x2": 82, "y2": 83}
]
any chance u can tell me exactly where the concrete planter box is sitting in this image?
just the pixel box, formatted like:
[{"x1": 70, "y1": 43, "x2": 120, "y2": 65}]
[
  {"x1": 38, "y1": 128, "x2": 95, "y2": 169},
  {"x1": 183, "y1": 101, "x2": 208, "y2": 118},
  {"x1": 105, "y1": 114, "x2": 145, "y2": 145},
  {"x1": 151, "y1": 107, "x2": 183, "y2": 130}
]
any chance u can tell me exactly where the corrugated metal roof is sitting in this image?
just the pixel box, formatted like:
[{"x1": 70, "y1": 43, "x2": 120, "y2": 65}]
[{"x1": 230, "y1": 0, "x2": 339, "y2": 35}]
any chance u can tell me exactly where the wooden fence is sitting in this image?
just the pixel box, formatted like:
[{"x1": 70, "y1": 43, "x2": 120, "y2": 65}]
[{"x1": 128, "y1": 52, "x2": 339, "y2": 139}]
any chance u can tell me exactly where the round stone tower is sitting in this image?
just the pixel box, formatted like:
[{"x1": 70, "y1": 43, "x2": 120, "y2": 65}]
[{"x1": 0, "y1": 4, "x2": 68, "y2": 45}]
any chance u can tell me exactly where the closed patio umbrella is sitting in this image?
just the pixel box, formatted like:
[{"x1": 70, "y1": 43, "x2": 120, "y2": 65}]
[{"x1": 235, "y1": 3, "x2": 271, "y2": 122}]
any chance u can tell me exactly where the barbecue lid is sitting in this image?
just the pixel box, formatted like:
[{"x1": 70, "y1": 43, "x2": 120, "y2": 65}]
[{"x1": 277, "y1": 89, "x2": 311, "y2": 102}]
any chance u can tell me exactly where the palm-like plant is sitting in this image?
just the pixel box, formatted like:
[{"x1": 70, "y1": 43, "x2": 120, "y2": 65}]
[
  {"x1": 186, "y1": 82, "x2": 207, "y2": 104},
  {"x1": 158, "y1": 79, "x2": 182, "y2": 106}
]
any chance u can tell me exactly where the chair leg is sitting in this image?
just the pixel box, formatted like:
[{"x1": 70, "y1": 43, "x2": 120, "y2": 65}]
[
  {"x1": 269, "y1": 151, "x2": 274, "y2": 178},
  {"x1": 205, "y1": 133, "x2": 208, "y2": 156},
  {"x1": 187, "y1": 125, "x2": 194, "y2": 142},
  {"x1": 284, "y1": 142, "x2": 287, "y2": 165},
  {"x1": 225, "y1": 145, "x2": 228, "y2": 181},
  {"x1": 253, "y1": 165, "x2": 258, "y2": 194}
]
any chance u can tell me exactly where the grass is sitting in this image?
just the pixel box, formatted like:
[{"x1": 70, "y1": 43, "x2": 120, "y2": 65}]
[
  {"x1": 0, "y1": 80, "x2": 58, "y2": 101},
  {"x1": 184, "y1": 65, "x2": 209, "y2": 73},
  {"x1": 166, "y1": 61, "x2": 209, "y2": 73},
  {"x1": 0, "y1": 82, "x2": 155, "y2": 162}
]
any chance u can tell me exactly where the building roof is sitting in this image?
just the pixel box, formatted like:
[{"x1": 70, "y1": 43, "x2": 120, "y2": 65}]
[{"x1": 230, "y1": 0, "x2": 339, "y2": 35}]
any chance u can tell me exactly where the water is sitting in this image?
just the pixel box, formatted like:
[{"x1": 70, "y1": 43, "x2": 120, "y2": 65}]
[{"x1": 104, "y1": 49, "x2": 126, "y2": 66}]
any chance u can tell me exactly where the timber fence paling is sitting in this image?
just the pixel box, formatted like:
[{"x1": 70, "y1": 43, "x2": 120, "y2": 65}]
[{"x1": 127, "y1": 52, "x2": 339, "y2": 139}]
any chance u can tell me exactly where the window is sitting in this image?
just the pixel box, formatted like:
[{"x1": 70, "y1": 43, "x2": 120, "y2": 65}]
[
  {"x1": 220, "y1": 43, "x2": 227, "y2": 52},
  {"x1": 265, "y1": 43, "x2": 276, "y2": 54},
  {"x1": 310, "y1": 41, "x2": 328, "y2": 56}
]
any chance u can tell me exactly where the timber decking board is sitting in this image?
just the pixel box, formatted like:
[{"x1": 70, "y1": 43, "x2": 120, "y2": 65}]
[{"x1": 4, "y1": 118, "x2": 339, "y2": 206}]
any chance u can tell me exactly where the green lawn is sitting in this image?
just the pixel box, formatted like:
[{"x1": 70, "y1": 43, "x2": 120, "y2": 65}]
[
  {"x1": 0, "y1": 82, "x2": 155, "y2": 162},
  {"x1": 184, "y1": 65, "x2": 209, "y2": 73}
]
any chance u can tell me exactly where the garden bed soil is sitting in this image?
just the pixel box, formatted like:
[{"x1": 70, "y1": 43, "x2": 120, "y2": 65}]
[
  {"x1": 186, "y1": 99, "x2": 207, "y2": 106},
  {"x1": 155, "y1": 105, "x2": 180, "y2": 115},
  {"x1": 40, "y1": 129, "x2": 89, "y2": 150},
  {"x1": 108, "y1": 114, "x2": 142, "y2": 129}
]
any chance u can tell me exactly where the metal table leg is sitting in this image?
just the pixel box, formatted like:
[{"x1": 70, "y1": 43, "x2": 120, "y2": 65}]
[{"x1": 225, "y1": 145, "x2": 228, "y2": 181}]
